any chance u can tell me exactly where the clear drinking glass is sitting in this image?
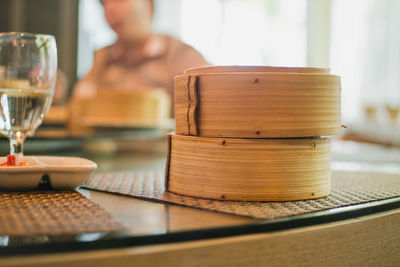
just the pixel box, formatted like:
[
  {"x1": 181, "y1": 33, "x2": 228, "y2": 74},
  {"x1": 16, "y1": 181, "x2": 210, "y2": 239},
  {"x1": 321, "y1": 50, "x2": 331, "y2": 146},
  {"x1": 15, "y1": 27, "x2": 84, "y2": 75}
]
[{"x1": 0, "y1": 33, "x2": 57, "y2": 157}]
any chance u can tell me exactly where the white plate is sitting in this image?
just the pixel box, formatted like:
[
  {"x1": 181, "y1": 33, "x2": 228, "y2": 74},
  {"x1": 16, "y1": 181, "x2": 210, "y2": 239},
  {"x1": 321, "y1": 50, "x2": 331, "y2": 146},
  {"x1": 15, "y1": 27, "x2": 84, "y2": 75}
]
[{"x1": 0, "y1": 156, "x2": 97, "y2": 190}]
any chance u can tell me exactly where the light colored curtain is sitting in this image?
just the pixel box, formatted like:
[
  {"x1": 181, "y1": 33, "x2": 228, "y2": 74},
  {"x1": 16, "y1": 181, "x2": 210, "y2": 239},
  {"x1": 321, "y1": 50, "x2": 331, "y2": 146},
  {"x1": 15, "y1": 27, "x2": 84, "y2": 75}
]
[
  {"x1": 180, "y1": 0, "x2": 307, "y2": 66},
  {"x1": 331, "y1": 0, "x2": 400, "y2": 124},
  {"x1": 361, "y1": 0, "x2": 400, "y2": 111}
]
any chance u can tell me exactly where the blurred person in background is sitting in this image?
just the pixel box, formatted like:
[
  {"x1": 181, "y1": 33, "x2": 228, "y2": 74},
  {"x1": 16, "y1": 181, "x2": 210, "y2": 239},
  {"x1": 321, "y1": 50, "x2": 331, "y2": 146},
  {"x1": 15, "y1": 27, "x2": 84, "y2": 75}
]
[{"x1": 73, "y1": 0, "x2": 208, "y2": 99}]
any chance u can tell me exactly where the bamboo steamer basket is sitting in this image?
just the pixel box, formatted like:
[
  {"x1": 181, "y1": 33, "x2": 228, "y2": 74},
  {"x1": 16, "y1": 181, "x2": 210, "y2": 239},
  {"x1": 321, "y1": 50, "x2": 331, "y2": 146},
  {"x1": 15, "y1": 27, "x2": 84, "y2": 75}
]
[
  {"x1": 175, "y1": 66, "x2": 341, "y2": 138},
  {"x1": 185, "y1": 65, "x2": 331, "y2": 74},
  {"x1": 68, "y1": 89, "x2": 171, "y2": 135},
  {"x1": 165, "y1": 134, "x2": 331, "y2": 201}
]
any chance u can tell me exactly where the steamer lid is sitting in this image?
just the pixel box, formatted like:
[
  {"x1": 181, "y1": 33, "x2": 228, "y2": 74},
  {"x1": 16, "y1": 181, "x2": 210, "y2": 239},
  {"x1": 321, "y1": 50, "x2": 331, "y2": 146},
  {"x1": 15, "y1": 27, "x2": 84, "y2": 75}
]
[{"x1": 184, "y1": 65, "x2": 330, "y2": 75}]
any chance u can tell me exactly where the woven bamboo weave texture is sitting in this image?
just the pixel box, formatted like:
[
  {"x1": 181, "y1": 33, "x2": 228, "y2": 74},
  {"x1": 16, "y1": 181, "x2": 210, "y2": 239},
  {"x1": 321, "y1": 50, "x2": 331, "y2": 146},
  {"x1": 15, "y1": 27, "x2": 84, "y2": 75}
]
[{"x1": 84, "y1": 170, "x2": 400, "y2": 220}]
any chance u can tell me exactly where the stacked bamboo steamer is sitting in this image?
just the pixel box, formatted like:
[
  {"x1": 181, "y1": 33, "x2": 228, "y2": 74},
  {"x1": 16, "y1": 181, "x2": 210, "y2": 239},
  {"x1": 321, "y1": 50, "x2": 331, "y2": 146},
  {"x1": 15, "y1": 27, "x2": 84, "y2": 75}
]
[{"x1": 165, "y1": 66, "x2": 341, "y2": 201}]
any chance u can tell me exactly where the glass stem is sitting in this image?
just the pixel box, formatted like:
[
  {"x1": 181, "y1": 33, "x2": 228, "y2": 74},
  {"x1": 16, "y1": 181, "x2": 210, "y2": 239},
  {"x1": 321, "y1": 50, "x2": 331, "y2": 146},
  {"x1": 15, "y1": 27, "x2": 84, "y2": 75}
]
[{"x1": 9, "y1": 132, "x2": 25, "y2": 157}]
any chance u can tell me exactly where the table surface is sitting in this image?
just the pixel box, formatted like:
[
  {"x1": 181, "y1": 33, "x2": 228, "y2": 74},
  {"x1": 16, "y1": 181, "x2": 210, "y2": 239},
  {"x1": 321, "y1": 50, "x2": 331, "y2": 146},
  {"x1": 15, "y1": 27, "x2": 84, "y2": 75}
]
[{"x1": 0, "y1": 137, "x2": 400, "y2": 258}]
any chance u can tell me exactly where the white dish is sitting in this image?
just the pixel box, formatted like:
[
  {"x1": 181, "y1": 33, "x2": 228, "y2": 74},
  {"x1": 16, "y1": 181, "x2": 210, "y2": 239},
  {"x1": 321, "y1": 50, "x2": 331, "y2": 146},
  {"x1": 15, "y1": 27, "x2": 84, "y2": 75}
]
[{"x1": 0, "y1": 156, "x2": 97, "y2": 190}]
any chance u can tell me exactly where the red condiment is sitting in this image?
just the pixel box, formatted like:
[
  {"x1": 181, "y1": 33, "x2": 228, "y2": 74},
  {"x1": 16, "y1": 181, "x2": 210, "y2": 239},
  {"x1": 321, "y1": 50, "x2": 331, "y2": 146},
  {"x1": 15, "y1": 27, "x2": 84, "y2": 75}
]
[{"x1": 0, "y1": 155, "x2": 27, "y2": 166}]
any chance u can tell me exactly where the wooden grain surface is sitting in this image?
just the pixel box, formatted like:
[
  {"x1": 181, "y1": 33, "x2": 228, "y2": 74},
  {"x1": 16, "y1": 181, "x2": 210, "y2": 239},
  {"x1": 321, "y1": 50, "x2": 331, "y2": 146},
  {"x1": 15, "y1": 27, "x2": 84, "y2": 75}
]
[
  {"x1": 175, "y1": 69, "x2": 341, "y2": 138},
  {"x1": 167, "y1": 134, "x2": 331, "y2": 201},
  {"x1": 2, "y1": 208, "x2": 399, "y2": 267},
  {"x1": 184, "y1": 65, "x2": 331, "y2": 74}
]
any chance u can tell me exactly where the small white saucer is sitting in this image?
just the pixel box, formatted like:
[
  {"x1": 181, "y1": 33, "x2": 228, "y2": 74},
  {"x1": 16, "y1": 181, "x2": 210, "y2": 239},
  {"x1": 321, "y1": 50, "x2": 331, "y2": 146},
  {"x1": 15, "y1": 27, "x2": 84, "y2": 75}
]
[{"x1": 0, "y1": 156, "x2": 97, "y2": 190}]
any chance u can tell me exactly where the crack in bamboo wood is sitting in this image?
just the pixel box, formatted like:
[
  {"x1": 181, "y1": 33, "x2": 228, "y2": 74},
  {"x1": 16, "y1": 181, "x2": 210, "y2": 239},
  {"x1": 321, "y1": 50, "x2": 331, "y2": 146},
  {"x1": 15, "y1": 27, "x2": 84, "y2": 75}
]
[{"x1": 186, "y1": 75, "x2": 199, "y2": 136}]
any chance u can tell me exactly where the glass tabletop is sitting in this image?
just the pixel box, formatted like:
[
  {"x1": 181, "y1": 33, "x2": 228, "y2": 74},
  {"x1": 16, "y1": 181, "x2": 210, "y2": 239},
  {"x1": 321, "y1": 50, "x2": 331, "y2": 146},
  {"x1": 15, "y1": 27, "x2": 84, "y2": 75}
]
[{"x1": 0, "y1": 137, "x2": 400, "y2": 256}]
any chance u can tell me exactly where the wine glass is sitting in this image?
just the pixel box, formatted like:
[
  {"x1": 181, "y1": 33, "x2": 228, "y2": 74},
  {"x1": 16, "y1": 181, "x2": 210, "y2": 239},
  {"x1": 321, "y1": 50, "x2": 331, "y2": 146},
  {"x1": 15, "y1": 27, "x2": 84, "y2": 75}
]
[{"x1": 0, "y1": 33, "x2": 57, "y2": 157}]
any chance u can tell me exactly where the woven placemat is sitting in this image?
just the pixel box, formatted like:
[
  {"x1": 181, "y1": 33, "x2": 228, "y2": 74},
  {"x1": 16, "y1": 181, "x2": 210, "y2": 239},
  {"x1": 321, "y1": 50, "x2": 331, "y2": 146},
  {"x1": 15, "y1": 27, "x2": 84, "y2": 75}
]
[
  {"x1": 84, "y1": 170, "x2": 400, "y2": 220},
  {"x1": 0, "y1": 191, "x2": 122, "y2": 236}
]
